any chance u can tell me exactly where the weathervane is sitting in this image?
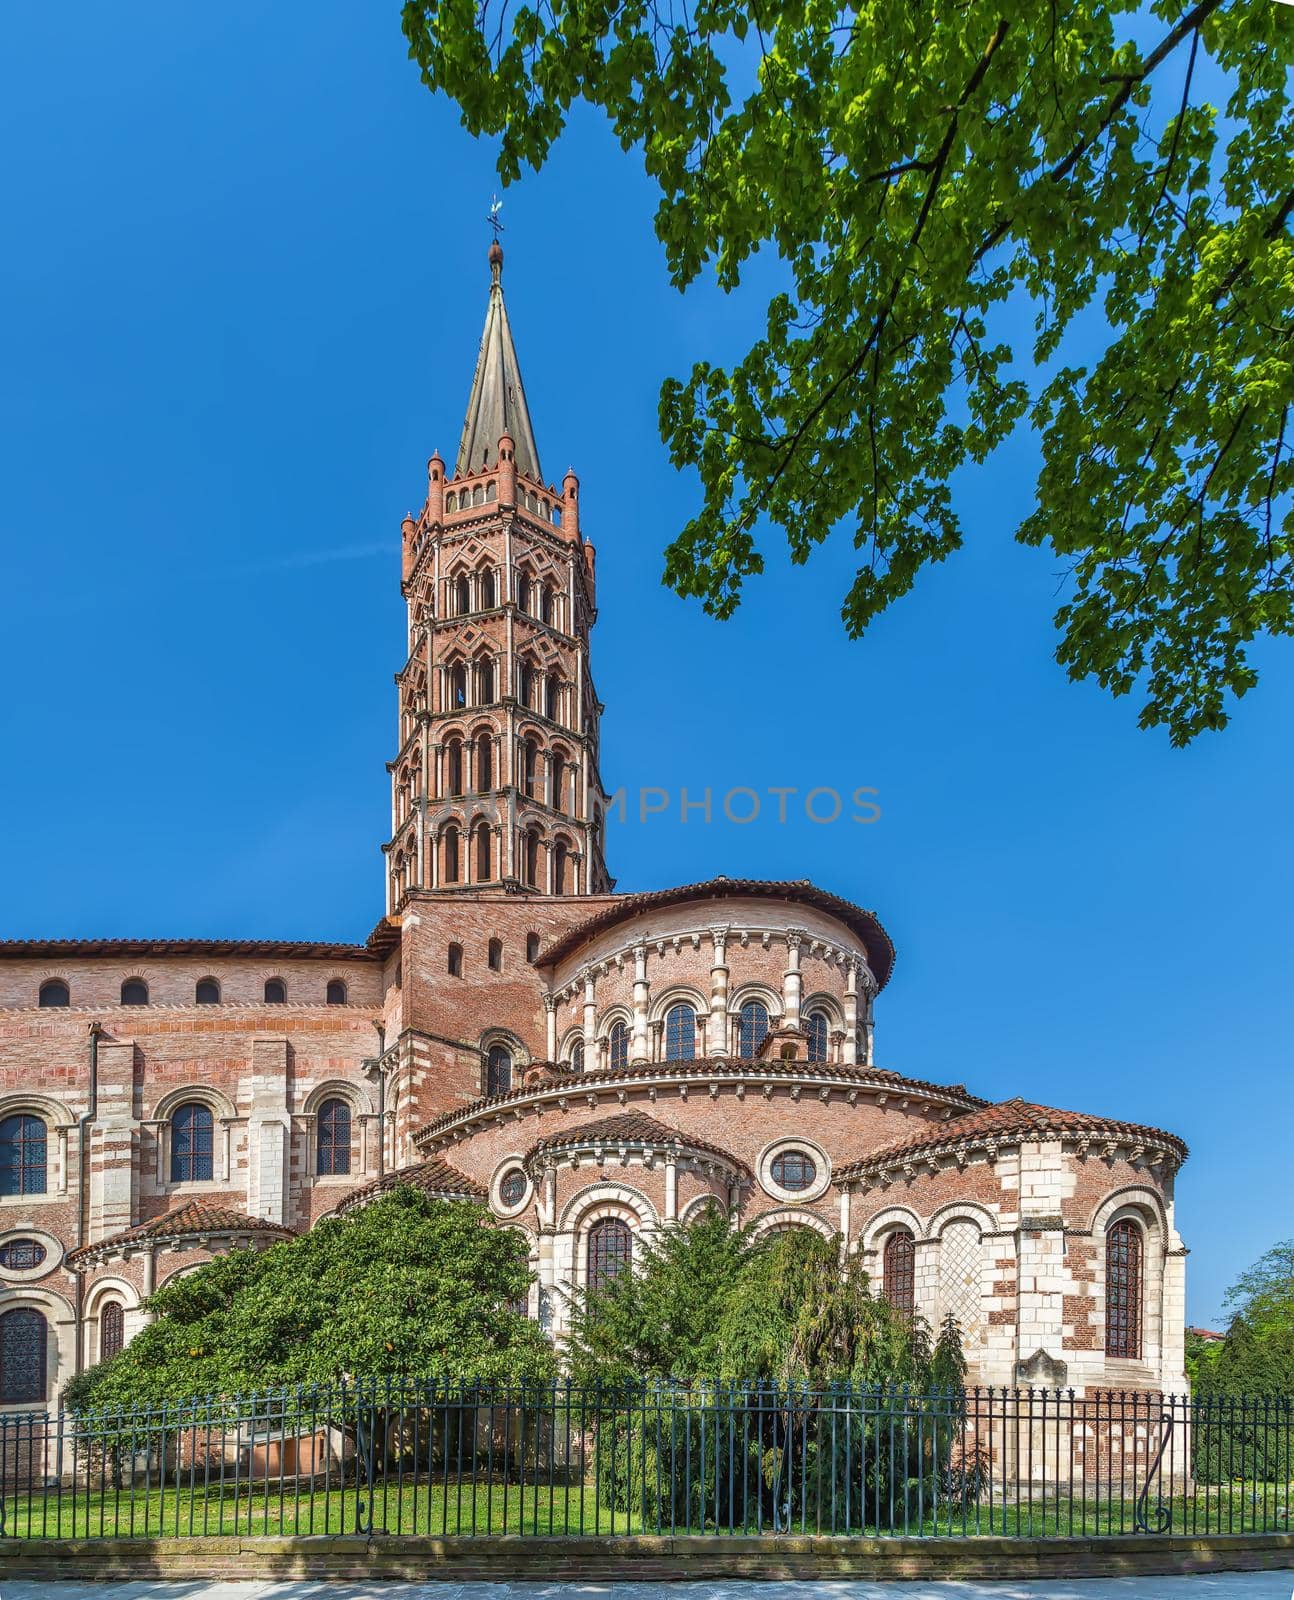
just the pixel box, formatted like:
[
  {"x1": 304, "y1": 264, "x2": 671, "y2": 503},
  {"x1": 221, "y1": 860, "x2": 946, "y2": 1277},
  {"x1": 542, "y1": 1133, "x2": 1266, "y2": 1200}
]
[{"x1": 487, "y1": 195, "x2": 504, "y2": 238}]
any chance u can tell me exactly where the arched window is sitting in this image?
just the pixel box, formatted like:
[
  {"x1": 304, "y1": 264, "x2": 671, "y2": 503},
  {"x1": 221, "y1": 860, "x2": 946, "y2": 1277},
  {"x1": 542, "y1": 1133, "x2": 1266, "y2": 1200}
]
[
  {"x1": 447, "y1": 942, "x2": 463, "y2": 978},
  {"x1": 480, "y1": 570, "x2": 496, "y2": 609},
  {"x1": 325, "y1": 979, "x2": 347, "y2": 1006},
  {"x1": 570, "y1": 1038, "x2": 584, "y2": 1074},
  {"x1": 121, "y1": 978, "x2": 149, "y2": 1006},
  {"x1": 476, "y1": 658, "x2": 495, "y2": 705},
  {"x1": 516, "y1": 572, "x2": 531, "y2": 614},
  {"x1": 1105, "y1": 1218, "x2": 1143, "y2": 1359},
  {"x1": 444, "y1": 825, "x2": 460, "y2": 882},
  {"x1": 486, "y1": 1045, "x2": 512, "y2": 1096},
  {"x1": 664, "y1": 1003, "x2": 696, "y2": 1062},
  {"x1": 0, "y1": 1307, "x2": 47, "y2": 1404},
  {"x1": 608, "y1": 1019, "x2": 630, "y2": 1071},
  {"x1": 100, "y1": 1300, "x2": 125, "y2": 1362},
  {"x1": 524, "y1": 829, "x2": 540, "y2": 888},
  {"x1": 195, "y1": 978, "x2": 220, "y2": 1005},
  {"x1": 804, "y1": 1009, "x2": 829, "y2": 1064},
  {"x1": 540, "y1": 584, "x2": 553, "y2": 625},
  {"x1": 475, "y1": 731, "x2": 493, "y2": 790},
  {"x1": 882, "y1": 1229, "x2": 916, "y2": 1316},
  {"x1": 454, "y1": 574, "x2": 471, "y2": 615},
  {"x1": 316, "y1": 1098, "x2": 351, "y2": 1176},
  {"x1": 447, "y1": 739, "x2": 464, "y2": 797},
  {"x1": 737, "y1": 1001, "x2": 770, "y2": 1061},
  {"x1": 450, "y1": 662, "x2": 468, "y2": 708},
  {"x1": 545, "y1": 673, "x2": 560, "y2": 722},
  {"x1": 518, "y1": 661, "x2": 534, "y2": 708},
  {"x1": 522, "y1": 738, "x2": 538, "y2": 797},
  {"x1": 526, "y1": 933, "x2": 540, "y2": 962},
  {"x1": 587, "y1": 1217, "x2": 632, "y2": 1294},
  {"x1": 0, "y1": 1115, "x2": 47, "y2": 1197},
  {"x1": 170, "y1": 1102, "x2": 214, "y2": 1184},
  {"x1": 550, "y1": 752, "x2": 566, "y2": 812},
  {"x1": 38, "y1": 980, "x2": 69, "y2": 1008},
  {"x1": 475, "y1": 822, "x2": 492, "y2": 882},
  {"x1": 264, "y1": 978, "x2": 287, "y2": 1004},
  {"x1": 553, "y1": 839, "x2": 569, "y2": 894},
  {"x1": 488, "y1": 937, "x2": 502, "y2": 971}
]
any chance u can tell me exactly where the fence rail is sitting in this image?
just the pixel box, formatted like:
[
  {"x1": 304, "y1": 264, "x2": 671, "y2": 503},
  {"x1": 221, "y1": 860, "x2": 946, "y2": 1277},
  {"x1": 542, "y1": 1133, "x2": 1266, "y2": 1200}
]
[{"x1": 1, "y1": 1381, "x2": 1290, "y2": 1541}]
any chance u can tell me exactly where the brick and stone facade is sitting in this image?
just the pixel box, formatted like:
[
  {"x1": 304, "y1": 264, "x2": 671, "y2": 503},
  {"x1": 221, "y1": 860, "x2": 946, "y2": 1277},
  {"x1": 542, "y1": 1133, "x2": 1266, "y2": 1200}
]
[{"x1": 0, "y1": 246, "x2": 1189, "y2": 1417}]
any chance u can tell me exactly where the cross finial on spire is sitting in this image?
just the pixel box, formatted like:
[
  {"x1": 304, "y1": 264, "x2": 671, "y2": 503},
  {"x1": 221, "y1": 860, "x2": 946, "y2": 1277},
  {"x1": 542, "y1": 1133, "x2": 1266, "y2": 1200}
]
[{"x1": 487, "y1": 194, "x2": 504, "y2": 239}]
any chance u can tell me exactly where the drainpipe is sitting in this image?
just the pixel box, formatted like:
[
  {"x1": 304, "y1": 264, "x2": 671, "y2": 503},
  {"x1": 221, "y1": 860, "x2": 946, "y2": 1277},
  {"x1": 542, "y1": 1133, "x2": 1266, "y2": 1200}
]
[{"x1": 73, "y1": 1022, "x2": 102, "y2": 1376}]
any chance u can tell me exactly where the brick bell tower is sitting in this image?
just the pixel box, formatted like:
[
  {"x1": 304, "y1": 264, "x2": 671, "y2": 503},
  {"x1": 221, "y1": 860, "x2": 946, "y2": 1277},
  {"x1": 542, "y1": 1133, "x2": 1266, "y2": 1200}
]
[{"x1": 385, "y1": 242, "x2": 612, "y2": 911}]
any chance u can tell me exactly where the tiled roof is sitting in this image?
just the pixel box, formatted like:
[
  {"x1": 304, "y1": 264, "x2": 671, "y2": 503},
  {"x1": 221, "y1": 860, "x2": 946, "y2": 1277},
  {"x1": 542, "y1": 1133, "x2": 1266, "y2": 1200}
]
[
  {"x1": 532, "y1": 878, "x2": 896, "y2": 989},
  {"x1": 0, "y1": 937, "x2": 373, "y2": 962},
  {"x1": 333, "y1": 1157, "x2": 487, "y2": 1214},
  {"x1": 67, "y1": 1202, "x2": 294, "y2": 1264},
  {"x1": 414, "y1": 1058, "x2": 985, "y2": 1149},
  {"x1": 836, "y1": 1098, "x2": 1188, "y2": 1182},
  {"x1": 526, "y1": 1111, "x2": 750, "y2": 1174}
]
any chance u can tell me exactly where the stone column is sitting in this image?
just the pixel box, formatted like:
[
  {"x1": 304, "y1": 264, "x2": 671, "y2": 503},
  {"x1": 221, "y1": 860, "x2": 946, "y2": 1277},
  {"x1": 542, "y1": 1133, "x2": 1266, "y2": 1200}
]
[
  {"x1": 631, "y1": 943, "x2": 650, "y2": 1064},
  {"x1": 845, "y1": 961, "x2": 860, "y2": 1063},
  {"x1": 782, "y1": 931, "x2": 804, "y2": 1030},
  {"x1": 708, "y1": 927, "x2": 730, "y2": 1056},
  {"x1": 582, "y1": 970, "x2": 597, "y2": 1061},
  {"x1": 545, "y1": 995, "x2": 558, "y2": 1062},
  {"x1": 664, "y1": 1155, "x2": 678, "y2": 1222},
  {"x1": 249, "y1": 1039, "x2": 291, "y2": 1227}
]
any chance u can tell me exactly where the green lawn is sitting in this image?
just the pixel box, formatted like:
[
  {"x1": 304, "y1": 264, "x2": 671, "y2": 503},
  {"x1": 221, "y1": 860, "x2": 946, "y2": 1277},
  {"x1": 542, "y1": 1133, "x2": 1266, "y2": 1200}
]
[{"x1": 2, "y1": 1477, "x2": 1290, "y2": 1541}]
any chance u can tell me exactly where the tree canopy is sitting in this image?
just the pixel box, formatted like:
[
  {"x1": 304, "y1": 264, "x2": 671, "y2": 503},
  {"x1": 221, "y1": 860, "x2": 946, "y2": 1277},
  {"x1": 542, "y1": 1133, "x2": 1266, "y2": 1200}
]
[
  {"x1": 65, "y1": 1189, "x2": 554, "y2": 1411},
  {"x1": 1191, "y1": 1236, "x2": 1294, "y2": 1397},
  {"x1": 404, "y1": 0, "x2": 1293, "y2": 743},
  {"x1": 565, "y1": 1209, "x2": 964, "y2": 1388}
]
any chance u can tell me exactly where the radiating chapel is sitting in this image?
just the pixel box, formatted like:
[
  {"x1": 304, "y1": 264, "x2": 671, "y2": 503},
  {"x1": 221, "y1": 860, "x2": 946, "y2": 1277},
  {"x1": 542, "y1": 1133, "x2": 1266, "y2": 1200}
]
[{"x1": 0, "y1": 245, "x2": 1189, "y2": 1412}]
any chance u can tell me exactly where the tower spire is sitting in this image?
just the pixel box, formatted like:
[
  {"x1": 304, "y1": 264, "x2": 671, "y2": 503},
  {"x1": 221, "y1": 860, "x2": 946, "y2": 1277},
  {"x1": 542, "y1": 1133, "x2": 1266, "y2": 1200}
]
[{"x1": 455, "y1": 242, "x2": 542, "y2": 483}]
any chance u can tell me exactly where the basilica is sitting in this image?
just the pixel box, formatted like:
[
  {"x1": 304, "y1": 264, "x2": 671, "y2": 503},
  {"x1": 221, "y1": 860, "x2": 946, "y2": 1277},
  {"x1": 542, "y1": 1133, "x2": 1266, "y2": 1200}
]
[{"x1": 0, "y1": 244, "x2": 1189, "y2": 1413}]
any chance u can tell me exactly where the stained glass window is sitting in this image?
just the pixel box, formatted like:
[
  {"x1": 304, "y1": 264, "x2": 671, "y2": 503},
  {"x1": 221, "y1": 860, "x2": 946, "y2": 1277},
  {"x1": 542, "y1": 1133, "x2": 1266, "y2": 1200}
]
[
  {"x1": 170, "y1": 1102, "x2": 214, "y2": 1184},
  {"x1": 499, "y1": 1169, "x2": 527, "y2": 1207},
  {"x1": 771, "y1": 1150, "x2": 816, "y2": 1192},
  {"x1": 664, "y1": 1004, "x2": 696, "y2": 1062},
  {"x1": 1106, "y1": 1218, "x2": 1143, "y2": 1359},
  {"x1": 0, "y1": 1116, "x2": 47, "y2": 1197},
  {"x1": 737, "y1": 1001, "x2": 770, "y2": 1061},
  {"x1": 0, "y1": 1238, "x2": 46, "y2": 1271},
  {"x1": 0, "y1": 1308, "x2": 47, "y2": 1404},
  {"x1": 587, "y1": 1218, "x2": 632, "y2": 1293},
  {"x1": 487, "y1": 1045, "x2": 513, "y2": 1096},
  {"x1": 804, "y1": 1010, "x2": 829, "y2": 1063},
  {"x1": 608, "y1": 1020, "x2": 630, "y2": 1071},
  {"x1": 317, "y1": 1098, "x2": 351, "y2": 1176},
  {"x1": 883, "y1": 1229, "x2": 916, "y2": 1316}
]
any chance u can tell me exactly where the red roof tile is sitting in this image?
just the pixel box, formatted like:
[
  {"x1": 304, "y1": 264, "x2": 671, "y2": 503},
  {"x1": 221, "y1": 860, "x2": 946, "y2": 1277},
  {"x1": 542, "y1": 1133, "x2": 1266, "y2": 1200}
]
[
  {"x1": 67, "y1": 1202, "x2": 294, "y2": 1264},
  {"x1": 836, "y1": 1098, "x2": 1188, "y2": 1181},
  {"x1": 333, "y1": 1157, "x2": 487, "y2": 1213},
  {"x1": 526, "y1": 1111, "x2": 750, "y2": 1173},
  {"x1": 532, "y1": 878, "x2": 895, "y2": 988},
  {"x1": 0, "y1": 937, "x2": 373, "y2": 962}
]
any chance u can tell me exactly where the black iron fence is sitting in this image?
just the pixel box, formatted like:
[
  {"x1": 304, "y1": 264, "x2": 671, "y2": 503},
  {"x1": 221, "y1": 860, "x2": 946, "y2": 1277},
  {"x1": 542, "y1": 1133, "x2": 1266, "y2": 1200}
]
[{"x1": 1, "y1": 1380, "x2": 1290, "y2": 1540}]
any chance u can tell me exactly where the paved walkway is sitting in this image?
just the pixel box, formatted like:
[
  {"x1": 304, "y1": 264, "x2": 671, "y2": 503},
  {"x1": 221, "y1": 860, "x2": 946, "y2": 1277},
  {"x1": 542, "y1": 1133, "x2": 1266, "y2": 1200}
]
[{"x1": 4, "y1": 1577, "x2": 1291, "y2": 1599}]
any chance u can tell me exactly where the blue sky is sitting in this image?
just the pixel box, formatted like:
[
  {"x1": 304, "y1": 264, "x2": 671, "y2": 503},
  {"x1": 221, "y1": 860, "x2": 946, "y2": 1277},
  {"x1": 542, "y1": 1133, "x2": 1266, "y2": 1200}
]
[{"x1": 2, "y1": 5, "x2": 1289, "y2": 1326}]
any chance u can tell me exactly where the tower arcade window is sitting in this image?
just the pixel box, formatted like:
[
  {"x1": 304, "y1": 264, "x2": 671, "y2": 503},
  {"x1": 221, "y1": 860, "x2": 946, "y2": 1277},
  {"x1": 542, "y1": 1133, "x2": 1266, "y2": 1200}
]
[
  {"x1": 450, "y1": 663, "x2": 468, "y2": 708},
  {"x1": 476, "y1": 658, "x2": 496, "y2": 704},
  {"x1": 455, "y1": 574, "x2": 471, "y2": 615},
  {"x1": 804, "y1": 1009, "x2": 829, "y2": 1064},
  {"x1": 518, "y1": 662, "x2": 534, "y2": 708},
  {"x1": 586, "y1": 1217, "x2": 632, "y2": 1294},
  {"x1": 608, "y1": 1019, "x2": 630, "y2": 1071},
  {"x1": 170, "y1": 1102, "x2": 214, "y2": 1184},
  {"x1": 664, "y1": 1004, "x2": 696, "y2": 1063},
  {"x1": 444, "y1": 825, "x2": 461, "y2": 882},
  {"x1": 486, "y1": 1045, "x2": 513, "y2": 1096},
  {"x1": 0, "y1": 1115, "x2": 47, "y2": 1197},
  {"x1": 195, "y1": 978, "x2": 221, "y2": 1005},
  {"x1": 121, "y1": 979, "x2": 149, "y2": 1006},
  {"x1": 1105, "y1": 1218, "x2": 1143, "y2": 1359},
  {"x1": 326, "y1": 979, "x2": 347, "y2": 1005},
  {"x1": 550, "y1": 751, "x2": 566, "y2": 812},
  {"x1": 553, "y1": 839, "x2": 569, "y2": 894},
  {"x1": 523, "y1": 829, "x2": 540, "y2": 888},
  {"x1": 546, "y1": 673, "x2": 560, "y2": 721},
  {"x1": 522, "y1": 738, "x2": 538, "y2": 798},
  {"x1": 264, "y1": 978, "x2": 287, "y2": 1004},
  {"x1": 475, "y1": 731, "x2": 493, "y2": 790},
  {"x1": 100, "y1": 1300, "x2": 125, "y2": 1362},
  {"x1": 0, "y1": 1307, "x2": 48, "y2": 1404},
  {"x1": 882, "y1": 1229, "x2": 916, "y2": 1316},
  {"x1": 316, "y1": 1097, "x2": 352, "y2": 1176},
  {"x1": 447, "y1": 740, "x2": 464, "y2": 797},
  {"x1": 38, "y1": 980, "x2": 69, "y2": 1008},
  {"x1": 516, "y1": 573, "x2": 531, "y2": 614},
  {"x1": 737, "y1": 1001, "x2": 770, "y2": 1061},
  {"x1": 480, "y1": 570, "x2": 496, "y2": 609},
  {"x1": 540, "y1": 584, "x2": 553, "y2": 625}
]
